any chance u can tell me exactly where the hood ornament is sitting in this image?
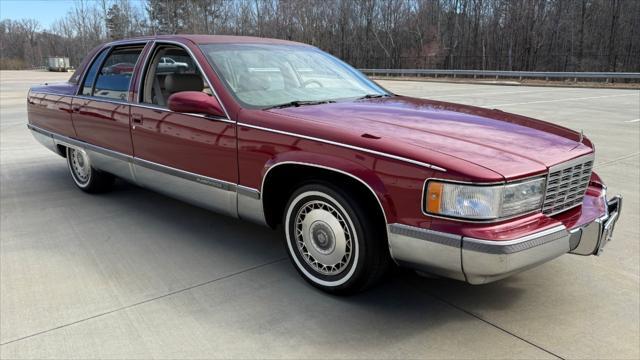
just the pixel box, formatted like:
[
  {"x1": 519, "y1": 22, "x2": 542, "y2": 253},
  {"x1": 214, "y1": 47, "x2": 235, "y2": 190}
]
[{"x1": 570, "y1": 129, "x2": 584, "y2": 151}]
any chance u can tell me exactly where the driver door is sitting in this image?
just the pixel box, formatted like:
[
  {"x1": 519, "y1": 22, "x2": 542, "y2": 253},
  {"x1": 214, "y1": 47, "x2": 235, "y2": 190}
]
[{"x1": 130, "y1": 43, "x2": 237, "y2": 216}]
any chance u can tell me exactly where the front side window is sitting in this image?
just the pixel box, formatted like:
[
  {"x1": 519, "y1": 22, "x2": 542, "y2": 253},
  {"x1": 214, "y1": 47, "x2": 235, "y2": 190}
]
[
  {"x1": 91, "y1": 46, "x2": 143, "y2": 101},
  {"x1": 200, "y1": 44, "x2": 387, "y2": 108},
  {"x1": 141, "y1": 45, "x2": 209, "y2": 107}
]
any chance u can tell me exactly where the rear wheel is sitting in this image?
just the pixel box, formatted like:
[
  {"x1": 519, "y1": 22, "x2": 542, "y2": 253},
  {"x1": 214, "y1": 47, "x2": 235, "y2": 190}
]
[
  {"x1": 66, "y1": 147, "x2": 114, "y2": 193},
  {"x1": 283, "y1": 183, "x2": 389, "y2": 294}
]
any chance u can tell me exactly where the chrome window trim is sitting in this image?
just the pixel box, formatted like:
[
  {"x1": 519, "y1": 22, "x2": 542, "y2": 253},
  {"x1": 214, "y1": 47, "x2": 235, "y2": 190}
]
[
  {"x1": 76, "y1": 46, "x2": 111, "y2": 96},
  {"x1": 420, "y1": 175, "x2": 547, "y2": 223},
  {"x1": 28, "y1": 91, "x2": 73, "y2": 98},
  {"x1": 135, "y1": 39, "x2": 156, "y2": 101},
  {"x1": 130, "y1": 102, "x2": 236, "y2": 124},
  {"x1": 76, "y1": 41, "x2": 148, "y2": 98},
  {"x1": 30, "y1": 90, "x2": 235, "y2": 125},
  {"x1": 74, "y1": 95, "x2": 129, "y2": 105},
  {"x1": 239, "y1": 122, "x2": 447, "y2": 172},
  {"x1": 135, "y1": 40, "x2": 232, "y2": 121}
]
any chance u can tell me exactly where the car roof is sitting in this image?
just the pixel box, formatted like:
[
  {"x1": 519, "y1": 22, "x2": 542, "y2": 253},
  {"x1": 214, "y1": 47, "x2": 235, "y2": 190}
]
[{"x1": 107, "y1": 34, "x2": 311, "y2": 47}]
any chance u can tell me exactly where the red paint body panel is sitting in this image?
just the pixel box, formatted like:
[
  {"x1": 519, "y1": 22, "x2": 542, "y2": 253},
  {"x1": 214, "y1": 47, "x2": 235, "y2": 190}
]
[
  {"x1": 130, "y1": 108, "x2": 237, "y2": 183},
  {"x1": 267, "y1": 97, "x2": 593, "y2": 179},
  {"x1": 28, "y1": 82, "x2": 77, "y2": 137},
  {"x1": 27, "y1": 91, "x2": 75, "y2": 137},
  {"x1": 27, "y1": 35, "x2": 606, "y2": 244},
  {"x1": 72, "y1": 98, "x2": 133, "y2": 155}
]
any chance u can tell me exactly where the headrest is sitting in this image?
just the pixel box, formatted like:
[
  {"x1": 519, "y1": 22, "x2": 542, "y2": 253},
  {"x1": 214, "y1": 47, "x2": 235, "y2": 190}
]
[{"x1": 164, "y1": 74, "x2": 203, "y2": 94}]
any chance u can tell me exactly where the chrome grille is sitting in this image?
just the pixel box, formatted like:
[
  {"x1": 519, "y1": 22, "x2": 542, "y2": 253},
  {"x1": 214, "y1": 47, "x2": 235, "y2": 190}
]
[{"x1": 542, "y1": 155, "x2": 594, "y2": 215}]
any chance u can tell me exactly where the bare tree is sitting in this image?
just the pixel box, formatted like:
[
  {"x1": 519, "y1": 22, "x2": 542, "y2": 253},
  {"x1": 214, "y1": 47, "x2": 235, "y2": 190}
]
[{"x1": 1, "y1": 0, "x2": 639, "y2": 72}]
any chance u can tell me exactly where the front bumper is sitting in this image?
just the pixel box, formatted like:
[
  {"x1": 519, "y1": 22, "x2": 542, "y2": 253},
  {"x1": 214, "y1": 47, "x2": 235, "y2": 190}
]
[{"x1": 388, "y1": 193, "x2": 622, "y2": 285}]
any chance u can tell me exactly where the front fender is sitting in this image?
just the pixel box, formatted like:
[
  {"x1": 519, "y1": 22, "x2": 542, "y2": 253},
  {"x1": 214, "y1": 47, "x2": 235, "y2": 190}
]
[{"x1": 261, "y1": 151, "x2": 398, "y2": 224}]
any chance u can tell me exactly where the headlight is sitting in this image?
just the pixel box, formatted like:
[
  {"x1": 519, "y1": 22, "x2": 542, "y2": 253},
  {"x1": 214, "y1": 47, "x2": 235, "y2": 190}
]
[{"x1": 424, "y1": 178, "x2": 546, "y2": 220}]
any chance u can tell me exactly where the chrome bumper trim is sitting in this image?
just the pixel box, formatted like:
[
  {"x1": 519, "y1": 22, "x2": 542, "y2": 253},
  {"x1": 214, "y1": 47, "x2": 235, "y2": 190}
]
[
  {"x1": 389, "y1": 223, "x2": 461, "y2": 248},
  {"x1": 569, "y1": 194, "x2": 622, "y2": 256},
  {"x1": 388, "y1": 193, "x2": 623, "y2": 285},
  {"x1": 463, "y1": 226, "x2": 568, "y2": 255}
]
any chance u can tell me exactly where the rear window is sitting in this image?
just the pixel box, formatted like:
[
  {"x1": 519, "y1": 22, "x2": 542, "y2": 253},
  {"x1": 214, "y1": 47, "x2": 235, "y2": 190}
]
[
  {"x1": 91, "y1": 46, "x2": 143, "y2": 101},
  {"x1": 80, "y1": 49, "x2": 108, "y2": 96}
]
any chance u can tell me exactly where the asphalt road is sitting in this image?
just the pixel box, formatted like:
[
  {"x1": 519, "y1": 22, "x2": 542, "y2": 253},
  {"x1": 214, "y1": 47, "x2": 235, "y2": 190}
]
[{"x1": 1, "y1": 71, "x2": 638, "y2": 359}]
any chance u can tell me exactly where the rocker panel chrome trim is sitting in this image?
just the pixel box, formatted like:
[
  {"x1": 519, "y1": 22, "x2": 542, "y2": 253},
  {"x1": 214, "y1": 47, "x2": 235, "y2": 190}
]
[
  {"x1": 27, "y1": 124, "x2": 251, "y2": 218},
  {"x1": 29, "y1": 127, "x2": 60, "y2": 156},
  {"x1": 237, "y1": 185, "x2": 261, "y2": 199},
  {"x1": 133, "y1": 157, "x2": 236, "y2": 192}
]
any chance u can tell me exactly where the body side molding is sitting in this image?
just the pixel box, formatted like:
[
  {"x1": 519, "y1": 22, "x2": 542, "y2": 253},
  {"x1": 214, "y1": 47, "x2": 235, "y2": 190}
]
[{"x1": 239, "y1": 122, "x2": 447, "y2": 172}]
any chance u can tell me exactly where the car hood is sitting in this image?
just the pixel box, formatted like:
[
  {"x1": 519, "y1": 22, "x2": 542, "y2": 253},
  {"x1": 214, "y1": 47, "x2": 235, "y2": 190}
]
[{"x1": 268, "y1": 96, "x2": 593, "y2": 179}]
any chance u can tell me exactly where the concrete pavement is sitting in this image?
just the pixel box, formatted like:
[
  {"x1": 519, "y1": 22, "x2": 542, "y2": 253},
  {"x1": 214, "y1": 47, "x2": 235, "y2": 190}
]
[{"x1": 1, "y1": 71, "x2": 638, "y2": 359}]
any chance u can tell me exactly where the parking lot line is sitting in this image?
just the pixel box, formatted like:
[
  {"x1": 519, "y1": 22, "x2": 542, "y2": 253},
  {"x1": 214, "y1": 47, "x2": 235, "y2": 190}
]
[
  {"x1": 426, "y1": 88, "x2": 575, "y2": 99},
  {"x1": 417, "y1": 281, "x2": 565, "y2": 360},
  {"x1": 0, "y1": 257, "x2": 287, "y2": 346},
  {"x1": 3, "y1": 72, "x2": 639, "y2": 359},
  {"x1": 484, "y1": 93, "x2": 638, "y2": 107}
]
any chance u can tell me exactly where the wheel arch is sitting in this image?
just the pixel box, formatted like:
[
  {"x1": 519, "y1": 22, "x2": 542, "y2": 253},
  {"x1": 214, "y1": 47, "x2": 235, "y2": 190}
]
[{"x1": 260, "y1": 157, "x2": 396, "y2": 230}]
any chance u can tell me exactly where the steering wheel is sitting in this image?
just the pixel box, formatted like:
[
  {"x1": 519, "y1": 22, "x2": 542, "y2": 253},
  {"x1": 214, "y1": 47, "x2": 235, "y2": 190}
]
[{"x1": 301, "y1": 80, "x2": 324, "y2": 88}]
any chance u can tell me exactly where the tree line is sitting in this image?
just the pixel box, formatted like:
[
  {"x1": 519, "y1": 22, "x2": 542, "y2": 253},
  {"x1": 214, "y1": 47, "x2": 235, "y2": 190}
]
[{"x1": 1, "y1": 0, "x2": 638, "y2": 72}]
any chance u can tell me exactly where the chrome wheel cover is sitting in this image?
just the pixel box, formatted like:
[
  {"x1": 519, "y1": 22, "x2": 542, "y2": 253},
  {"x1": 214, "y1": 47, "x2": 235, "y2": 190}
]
[
  {"x1": 294, "y1": 200, "x2": 353, "y2": 276},
  {"x1": 69, "y1": 148, "x2": 91, "y2": 185}
]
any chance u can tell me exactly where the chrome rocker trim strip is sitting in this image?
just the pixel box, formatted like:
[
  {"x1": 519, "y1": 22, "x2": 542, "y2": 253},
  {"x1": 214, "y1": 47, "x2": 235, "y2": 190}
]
[
  {"x1": 134, "y1": 157, "x2": 236, "y2": 192},
  {"x1": 27, "y1": 124, "x2": 238, "y2": 192},
  {"x1": 237, "y1": 185, "x2": 261, "y2": 199}
]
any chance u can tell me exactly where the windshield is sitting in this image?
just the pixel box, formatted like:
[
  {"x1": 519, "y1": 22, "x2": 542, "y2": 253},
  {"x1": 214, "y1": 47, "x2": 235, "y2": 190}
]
[{"x1": 199, "y1": 44, "x2": 388, "y2": 108}]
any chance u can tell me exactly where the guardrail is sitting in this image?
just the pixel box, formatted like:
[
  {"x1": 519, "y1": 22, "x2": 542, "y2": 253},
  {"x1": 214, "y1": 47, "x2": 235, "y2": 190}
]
[{"x1": 359, "y1": 69, "x2": 640, "y2": 81}]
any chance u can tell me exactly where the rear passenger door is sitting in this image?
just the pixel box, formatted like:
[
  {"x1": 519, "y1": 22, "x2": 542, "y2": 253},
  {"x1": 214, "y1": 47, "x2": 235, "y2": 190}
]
[
  {"x1": 72, "y1": 45, "x2": 144, "y2": 157},
  {"x1": 130, "y1": 42, "x2": 237, "y2": 216}
]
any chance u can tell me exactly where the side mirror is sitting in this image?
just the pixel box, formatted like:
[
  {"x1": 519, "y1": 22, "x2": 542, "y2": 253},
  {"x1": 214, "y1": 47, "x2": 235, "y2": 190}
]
[{"x1": 167, "y1": 91, "x2": 225, "y2": 118}]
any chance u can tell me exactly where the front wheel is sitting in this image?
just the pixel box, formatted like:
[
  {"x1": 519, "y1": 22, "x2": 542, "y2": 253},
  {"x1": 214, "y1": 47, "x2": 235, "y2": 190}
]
[
  {"x1": 67, "y1": 147, "x2": 114, "y2": 193},
  {"x1": 283, "y1": 183, "x2": 389, "y2": 294}
]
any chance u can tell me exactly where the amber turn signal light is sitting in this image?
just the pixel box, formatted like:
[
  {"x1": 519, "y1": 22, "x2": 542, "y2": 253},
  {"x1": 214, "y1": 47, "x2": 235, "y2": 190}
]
[{"x1": 425, "y1": 182, "x2": 443, "y2": 213}]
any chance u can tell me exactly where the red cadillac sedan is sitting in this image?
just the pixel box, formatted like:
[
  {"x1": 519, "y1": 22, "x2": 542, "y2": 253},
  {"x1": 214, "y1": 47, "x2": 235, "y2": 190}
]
[{"x1": 27, "y1": 35, "x2": 622, "y2": 294}]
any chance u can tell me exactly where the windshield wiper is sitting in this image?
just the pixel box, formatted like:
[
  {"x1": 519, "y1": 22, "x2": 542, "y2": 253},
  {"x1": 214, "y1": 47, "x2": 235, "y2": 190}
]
[
  {"x1": 264, "y1": 100, "x2": 335, "y2": 110},
  {"x1": 356, "y1": 94, "x2": 390, "y2": 100}
]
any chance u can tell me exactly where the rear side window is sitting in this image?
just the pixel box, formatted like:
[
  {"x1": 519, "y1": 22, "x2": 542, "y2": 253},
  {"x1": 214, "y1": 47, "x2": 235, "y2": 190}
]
[
  {"x1": 80, "y1": 49, "x2": 108, "y2": 96},
  {"x1": 91, "y1": 46, "x2": 143, "y2": 101}
]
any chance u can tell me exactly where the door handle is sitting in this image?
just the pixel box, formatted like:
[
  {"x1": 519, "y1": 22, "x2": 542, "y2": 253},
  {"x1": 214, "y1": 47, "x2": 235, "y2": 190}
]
[{"x1": 132, "y1": 114, "x2": 143, "y2": 125}]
